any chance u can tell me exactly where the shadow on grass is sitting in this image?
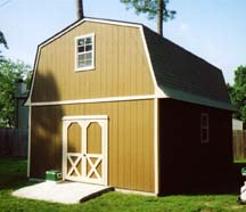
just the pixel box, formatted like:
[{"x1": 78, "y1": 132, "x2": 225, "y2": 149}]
[
  {"x1": 1, "y1": 157, "x2": 246, "y2": 197},
  {"x1": 159, "y1": 163, "x2": 246, "y2": 196},
  {"x1": 0, "y1": 175, "x2": 34, "y2": 190},
  {"x1": 0, "y1": 157, "x2": 34, "y2": 190}
]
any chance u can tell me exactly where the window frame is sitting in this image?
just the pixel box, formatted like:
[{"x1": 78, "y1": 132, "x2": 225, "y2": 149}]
[
  {"x1": 74, "y1": 33, "x2": 95, "y2": 72},
  {"x1": 200, "y1": 113, "x2": 209, "y2": 144}
]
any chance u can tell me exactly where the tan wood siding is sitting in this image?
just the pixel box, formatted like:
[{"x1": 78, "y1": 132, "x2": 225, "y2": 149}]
[
  {"x1": 30, "y1": 100, "x2": 155, "y2": 192},
  {"x1": 32, "y1": 22, "x2": 154, "y2": 102},
  {"x1": 87, "y1": 122, "x2": 101, "y2": 154},
  {"x1": 67, "y1": 123, "x2": 81, "y2": 153}
]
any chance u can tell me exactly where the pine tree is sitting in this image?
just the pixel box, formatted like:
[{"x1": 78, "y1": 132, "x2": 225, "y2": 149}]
[{"x1": 120, "y1": 0, "x2": 176, "y2": 36}]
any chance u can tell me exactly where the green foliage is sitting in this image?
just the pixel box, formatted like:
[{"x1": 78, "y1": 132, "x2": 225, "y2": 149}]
[
  {"x1": 0, "y1": 59, "x2": 31, "y2": 128},
  {"x1": 0, "y1": 31, "x2": 8, "y2": 60},
  {"x1": 120, "y1": 0, "x2": 176, "y2": 21},
  {"x1": 228, "y1": 65, "x2": 246, "y2": 125}
]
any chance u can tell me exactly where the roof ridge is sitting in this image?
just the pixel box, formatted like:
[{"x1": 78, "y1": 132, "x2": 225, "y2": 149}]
[{"x1": 38, "y1": 17, "x2": 146, "y2": 48}]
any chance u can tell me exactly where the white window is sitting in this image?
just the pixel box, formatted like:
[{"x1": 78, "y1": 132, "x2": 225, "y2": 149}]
[
  {"x1": 75, "y1": 33, "x2": 95, "y2": 71},
  {"x1": 201, "y1": 113, "x2": 209, "y2": 143}
]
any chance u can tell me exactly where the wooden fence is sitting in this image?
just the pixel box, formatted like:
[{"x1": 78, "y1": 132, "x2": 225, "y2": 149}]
[
  {"x1": 233, "y1": 130, "x2": 246, "y2": 161},
  {"x1": 0, "y1": 128, "x2": 244, "y2": 160},
  {"x1": 0, "y1": 128, "x2": 28, "y2": 157}
]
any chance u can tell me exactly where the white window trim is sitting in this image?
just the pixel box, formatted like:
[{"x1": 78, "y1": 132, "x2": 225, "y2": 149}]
[
  {"x1": 74, "y1": 33, "x2": 95, "y2": 72},
  {"x1": 201, "y1": 113, "x2": 209, "y2": 144}
]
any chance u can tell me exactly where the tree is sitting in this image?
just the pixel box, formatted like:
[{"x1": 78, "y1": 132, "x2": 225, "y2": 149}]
[
  {"x1": 120, "y1": 0, "x2": 176, "y2": 36},
  {"x1": 0, "y1": 59, "x2": 31, "y2": 128},
  {"x1": 228, "y1": 65, "x2": 246, "y2": 126},
  {"x1": 0, "y1": 31, "x2": 8, "y2": 60},
  {"x1": 76, "y1": 0, "x2": 84, "y2": 19}
]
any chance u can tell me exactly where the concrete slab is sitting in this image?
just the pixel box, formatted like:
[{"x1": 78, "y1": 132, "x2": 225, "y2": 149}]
[{"x1": 12, "y1": 181, "x2": 112, "y2": 204}]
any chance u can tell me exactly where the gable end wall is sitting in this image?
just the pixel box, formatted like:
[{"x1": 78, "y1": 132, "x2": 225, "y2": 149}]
[{"x1": 31, "y1": 22, "x2": 155, "y2": 102}]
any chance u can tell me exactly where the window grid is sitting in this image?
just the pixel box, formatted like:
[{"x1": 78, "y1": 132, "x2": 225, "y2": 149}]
[
  {"x1": 201, "y1": 113, "x2": 209, "y2": 144},
  {"x1": 75, "y1": 33, "x2": 95, "y2": 71}
]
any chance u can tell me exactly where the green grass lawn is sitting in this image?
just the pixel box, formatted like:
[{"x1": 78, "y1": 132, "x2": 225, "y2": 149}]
[
  {"x1": 1, "y1": 158, "x2": 246, "y2": 212},
  {"x1": 234, "y1": 159, "x2": 246, "y2": 164}
]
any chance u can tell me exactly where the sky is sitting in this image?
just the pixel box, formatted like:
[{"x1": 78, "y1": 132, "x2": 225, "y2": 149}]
[{"x1": 0, "y1": 0, "x2": 245, "y2": 85}]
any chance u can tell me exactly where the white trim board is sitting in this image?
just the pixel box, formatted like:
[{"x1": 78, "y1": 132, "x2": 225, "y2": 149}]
[
  {"x1": 63, "y1": 115, "x2": 108, "y2": 121},
  {"x1": 28, "y1": 95, "x2": 168, "y2": 106},
  {"x1": 115, "y1": 188, "x2": 156, "y2": 196},
  {"x1": 27, "y1": 106, "x2": 32, "y2": 177},
  {"x1": 154, "y1": 98, "x2": 159, "y2": 195}
]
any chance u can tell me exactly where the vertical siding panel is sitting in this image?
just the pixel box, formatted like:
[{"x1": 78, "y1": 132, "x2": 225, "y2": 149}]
[
  {"x1": 125, "y1": 28, "x2": 131, "y2": 95},
  {"x1": 131, "y1": 30, "x2": 137, "y2": 95},
  {"x1": 119, "y1": 102, "x2": 125, "y2": 188},
  {"x1": 137, "y1": 30, "x2": 144, "y2": 95},
  {"x1": 64, "y1": 34, "x2": 71, "y2": 100},
  {"x1": 51, "y1": 42, "x2": 59, "y2": 100},
  {"x1": 57, "y1": 41, "x2": 63, "y2": 100},
  {"x1": 42, "y1": 48, "x2": 48, "y2": 100},
  {"x1": 124, "y1": 102, "x2": 131, "y2": 189},
  {"x1": 101, "y1": 24, "x2": 107, "y2": 98},
  {"x1": 111, "y1": 26, "x2": 118, "y2": 96},
  {"x1": 93, "y1": 25, "x2": 100, "y2": 98},
  {"x1": 103, "y1": 24, "x2": 109, "y2": 97},
  {"x1": 144, "y1": 100, "x2": 151, "y2": 191},
  {"x1": 130, "y1": 101, "x2": 137, "y2": 189},
  {"x1": 43, "y1": 48, "x2": 48, "y2": 99},
  {"x1": 68, "y1": 33, "x2": 74, "y2": 99},
  {"x1": 137, "y1": 100, "x2": 143, "y2": 190},
  {"x1": 32, "y1": 22, "x2": 154, "y2": 101},
  {"x1": 107, "y1": 26, "x2": 113, "y2": 97},
  {"x1": 139, "y1": 43, "x2": 145, "y2": 95},
  {"x1": 53, "y1": 41, "x2": 59, "y2": 99},
  {"x1": 146, "y1": 100, "x2": 154, "y2": 191},
  {"x1": 118, "y1": 27, "x2": 124, "y2": 97},
  {"x1": 115, "y1": 26, "x2": 120, "y2": 96},
  {"x1": 109, "y1": 102, "x2": 116, "y2": 185},
  {"x1": 55, "y1": 39, "x2": 61, "y2": 100},
  {"x1": 31, "y1": 100, "x2": 154, "y2": 192},
  {"x1": 115, "y1": 102, "x2": 120, "y2": 186},
  {"x1": 35, "y1": 50, "x2": 43, "y2": 100}
]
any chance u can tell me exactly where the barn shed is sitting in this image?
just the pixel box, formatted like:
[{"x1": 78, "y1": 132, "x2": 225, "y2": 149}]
[{"x1": 26, "y1": 17, "x2": 234, "y2": 195}]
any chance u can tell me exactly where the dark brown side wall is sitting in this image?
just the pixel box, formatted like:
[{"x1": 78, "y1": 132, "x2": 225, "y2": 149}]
[{"x1": 159, "y1": 99, "x2": 233, "y2": 195}]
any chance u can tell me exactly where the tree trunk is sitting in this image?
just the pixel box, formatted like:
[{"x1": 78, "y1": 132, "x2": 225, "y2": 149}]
[
  {"x1": 77, "y1": 0, "x2": 84, "y2": 20},
  {"x1": 157, "y1": 0, "x2": 163, "y2": 36}
]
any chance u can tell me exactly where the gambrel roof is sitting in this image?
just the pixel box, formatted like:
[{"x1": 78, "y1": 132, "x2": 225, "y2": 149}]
[
  {"x1": 27, "y1": 17, "x2": 233, "y2": 111},
  {"x1": 143, "y1": 27, "x2": 233, "y2": 111}
]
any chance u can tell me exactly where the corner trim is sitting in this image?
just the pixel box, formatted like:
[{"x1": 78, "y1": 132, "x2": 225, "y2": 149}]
[
  {"x1": 27, "y1": 106, "x2": 31, "y2": 177},
  {"x1": 154, "y1": 98, "x2": 159, "y2": 195}
]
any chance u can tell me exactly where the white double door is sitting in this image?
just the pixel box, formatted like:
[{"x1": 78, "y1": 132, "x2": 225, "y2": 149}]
[{"x1": 62, "y1": 115, "x2": 108, "y2": 185}]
